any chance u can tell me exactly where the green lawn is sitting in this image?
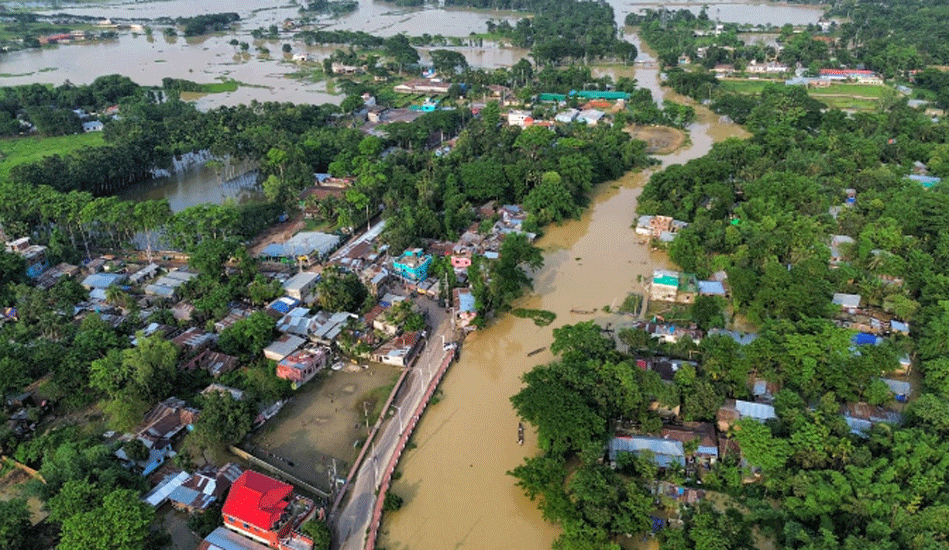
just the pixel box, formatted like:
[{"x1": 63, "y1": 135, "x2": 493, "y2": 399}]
[
  {"x1": 0, "y1": 132, "x2": 105, "y2": 180},
  {"x1": 718, "y1": 79, "x2": 771, "y2": 95},
  {"x1": 817, "y1": 96, "x2": 879, "y2": 112},
  {"x1": 810, "y1": 83, "x2": 889, "y2": 99}
]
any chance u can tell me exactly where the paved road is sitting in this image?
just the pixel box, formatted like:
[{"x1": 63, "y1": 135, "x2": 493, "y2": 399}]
[{"x1": 333, "y1": 297, "x2": 454, "y2": 550}]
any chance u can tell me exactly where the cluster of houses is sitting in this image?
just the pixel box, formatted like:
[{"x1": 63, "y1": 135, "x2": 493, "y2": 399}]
[
  {"x1": 147, "y1": 463, "x2": 318, "y2": 550},
  {"x1": 785, "y1": 68, "x2": 884, "y2": 87},
  {"x1": 648, "y1": 269, "x2": 726, "y2": 304},
  {"x1": 612, "y1": 358, "x2": 910, "y2": 474},
  {"x1": 635, "y1": 214, "x2": 689, "y2": 244},
  {"x1": 615, "y1": 267, "x2": 914, "y2": 474}
]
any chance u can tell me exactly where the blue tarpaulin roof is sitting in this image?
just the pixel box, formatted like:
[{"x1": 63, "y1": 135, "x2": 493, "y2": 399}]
[{"x1": 853, "y1": 332, "x2": 881, "y2": 346}]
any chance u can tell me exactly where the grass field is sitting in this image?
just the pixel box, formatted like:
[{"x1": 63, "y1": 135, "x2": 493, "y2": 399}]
[
  {"x1": 0, "y1": 132, "x2": 105, "y2": 179},
  {"x1": 809, "y1": 83, "x2": 889, "y2": 99},
  {"x1": 817, "y1": 96, "x2": 879, "y2": 111},
  {"x1": 719, "y1": 79, "x2": 888, "y2": 111},
  {"x1": 718, "y1": 79, "x2": 773, "y2": 95}
]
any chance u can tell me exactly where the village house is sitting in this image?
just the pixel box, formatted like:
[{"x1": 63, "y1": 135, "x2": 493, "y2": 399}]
[
  {"x1": 371, "y1": 307, "x2": 402, "y2": 336},
  {"x1": 215, "y1": 308, "x2": 253, "y2": 333},
  {"x1": 577, "y1": 108, "x2": 605, "y2": 126},
  {"x1": 276, "y1": 347, "x2": 330, "y2": 389},
  {"x1": 299, "y1": 186, "x2": 346, "y2": 219},
  {"x1": 143, "y1": 470, "x2": 191, "y2": 508},
  {"x1": 198, "y1": 527, "x2": 272, "y2": 550},
  {"x1": 172, "y1": 327, "x2": 216, "y2": 357},
  {"x1": 221, "y1": 470, "x2": 315, "y2": 550},
  {"x1": 393, "y1": 78, "x2": 452, "y2": 95},
  {"x1": 819, "y1": 68, "x2": 882, "y2": 84},
  {"x1": 555, "y1": 108, "x2": 579, "y2": 124},
  {"x1": 169, "y1": 463, "x2": 244, "y2": 514},
  {"x1": 259, "y1": 232, "x2": 341, "y2": 267},
  {"x1": 716, "y1": 399, "x2": 776, "y2": 431},
  {"x1": 661, "y1": 422, "x2": 720, "y2": 467},
  {"x1": 746, "y1": 61, "x2": 790, "y2": 74},
  {"x1": 453, "y1": 287, "x2": 477, "y2": 329},
  {"x1": 330, "y1": 62, "x2": 365, "y2": 75},
  {"x1": 277, "y1": 307, "x2": 317, "y2": 339},
  {"x1": 632, "y1": 321, "x2": 703, "y2": 345},
  {"x1": 392, "y1": 249, "x2": 432, "y2": 282},
  {"x1": 267, "y1": 296, "x2": 300, "y2": 320},
  {"x1": 35, "y1": 262, "x2": 79, "y2": 290},
  {"x1": 609, "y1": 435, "x2": 685, "y2": 468},
  {"x1": 283, "y1": 271, "x2": 320, "y2": 303},
  {"x1": 202, "y1": 383, "x2": 245, "y2": 401},
  {"x1": 636, "y1": 357, "x2": 698, "y2": 383},
  {"x1": 145, "y1": 269, "x2": 197, "y2": 300},
  {"x1": 829, "y1": 234, "x2": 855, "y2": 266},
  {"x1": 138, "y1": 397, "x2": 200, "y2": 443},
  {"x1": 371, "y1": 331, "x2": 423, "y2": 367},
  {"x1": 263, "y1": 334, "x2": 306, "y2": 362},
  {"x1": 650, "y1": 269, "x2": 680, "y2": 302},
  {"x1": 506, "y1": 109, "x2": 533, "y2": 128},
  {"x1": 635, "y1": 215, "x2": 688, "y2": 242},
  {"x1": 181, "y1": 349, "x2": 239, "y2": 377},
  {"x1": 832, "y1": 292, "x2": 861, "y2": 314},
  {"x1": 842, "y1": 402, "x2": 902, "y2": 435},
  {"x1": 311, "y1": 311, "x2": 358, "y2": 345}
]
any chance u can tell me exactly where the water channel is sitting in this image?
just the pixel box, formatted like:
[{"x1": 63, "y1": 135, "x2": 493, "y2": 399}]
[{"x1": 378, "y1": 35, "x2": 748, "y2": 550}]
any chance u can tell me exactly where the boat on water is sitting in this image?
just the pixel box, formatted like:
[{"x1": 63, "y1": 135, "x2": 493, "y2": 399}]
[{"x1": 527, "y1": 347, "x2": 546, "y2": 357}]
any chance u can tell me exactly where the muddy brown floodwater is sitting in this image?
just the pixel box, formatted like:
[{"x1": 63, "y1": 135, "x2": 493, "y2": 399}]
[{"x1": 380, "y1": 43, "x2": 747, "y2": 550}]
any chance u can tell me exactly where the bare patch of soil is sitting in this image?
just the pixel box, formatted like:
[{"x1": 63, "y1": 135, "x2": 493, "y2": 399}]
[{"x1": 626, "y1": 125, "x2": 687, "y2": 154}]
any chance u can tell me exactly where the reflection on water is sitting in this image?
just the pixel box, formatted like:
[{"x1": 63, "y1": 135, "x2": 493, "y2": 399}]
[{"x1": 118, "y1": 154, "x2": 260, "y2": 212}]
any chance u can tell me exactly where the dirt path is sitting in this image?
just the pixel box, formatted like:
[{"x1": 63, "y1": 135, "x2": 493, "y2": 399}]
[{"x1": 248, "y1": 212, "x2": 306, "y2": 256}]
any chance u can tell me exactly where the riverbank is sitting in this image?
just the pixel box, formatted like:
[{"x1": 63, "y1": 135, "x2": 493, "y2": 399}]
[{"x1": 378, "y1": 49, "x2": 748, "y2": 547}]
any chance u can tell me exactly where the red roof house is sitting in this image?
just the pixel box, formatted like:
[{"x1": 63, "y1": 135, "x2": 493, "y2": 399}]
[{"x1": 221, "y1": 471, "x2": 315, "y2": 550}]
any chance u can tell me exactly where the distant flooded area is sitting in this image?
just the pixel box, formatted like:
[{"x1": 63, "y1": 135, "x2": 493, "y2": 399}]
[{"x1": 0, "y1": 0, "x2": 825, "y2": 109}]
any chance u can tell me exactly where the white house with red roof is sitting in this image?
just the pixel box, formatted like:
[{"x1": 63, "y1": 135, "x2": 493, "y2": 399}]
[{"x1": 221, "y1": 471, "x2": 315, "y2": 550}]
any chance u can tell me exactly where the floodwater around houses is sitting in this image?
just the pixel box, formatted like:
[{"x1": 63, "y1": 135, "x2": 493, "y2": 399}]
[
  {"x1": 379, "y1": 39, "x2": 748, "y2": 550},
  {"x1": 1, "y1": 0, "x2": 825, "y2": 111}
]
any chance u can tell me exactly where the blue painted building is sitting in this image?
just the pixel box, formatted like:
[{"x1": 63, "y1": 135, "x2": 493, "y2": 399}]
[{"x1": 393, "y1": 249, "x2": 433, "y2": 282}]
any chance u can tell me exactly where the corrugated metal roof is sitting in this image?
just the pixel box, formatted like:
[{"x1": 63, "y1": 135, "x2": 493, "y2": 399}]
[
  {"x1": 832, "y1": 293, "x2": 861, "y2": 308},
  {"x1": 284, "y1": 271, "x2": 319, "y2": 292},
  {"x1": 881, "y1": 378, "x2": 911, "y2": 396},
  {"x1": 143, "y1": 471, "x2": 190, "y2": 507},
  {"x1": 698, "y1": 281, "x2": 726, "y2": 295},
  {"x1": 609, "y1": 436, "x2": 685, "y2": 467},
  {"x1": 82, "y1": 272, "x2": 125, "y2": 289},
  {"x1": 735, "y1": 400, "x2": 776, "y2": 421},
  {"x1": 201, "y1": 527, "x2": 271, "y2": 550}
]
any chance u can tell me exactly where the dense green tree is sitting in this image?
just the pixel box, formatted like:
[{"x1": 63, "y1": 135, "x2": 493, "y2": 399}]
[
  {"x1": 218, "y1": 311, "x2": 276, "y2": 360},
  {"x1": 317, "y1": 266, "x2": 369, "y2": 312},
  {"x1": 0, "y1": 499, "x2": 30, "y2": 550},
  {"x1": 59, "y1": 489, "x2": 153, "y2": 550},
  {"x1": 191, "y1": 391, "x2": 254, "y2": 446}
]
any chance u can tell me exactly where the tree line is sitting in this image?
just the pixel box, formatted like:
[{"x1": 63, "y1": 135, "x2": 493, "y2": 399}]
[{"x1": 512, "y1": 71, "x2": 949, "y2": 550}]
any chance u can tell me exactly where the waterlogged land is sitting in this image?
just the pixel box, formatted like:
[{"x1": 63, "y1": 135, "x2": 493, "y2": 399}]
[{"x1": 0, "y1": 0, "x2": 826, "y2": 110}]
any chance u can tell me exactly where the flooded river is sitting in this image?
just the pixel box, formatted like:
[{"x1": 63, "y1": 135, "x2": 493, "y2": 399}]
[{"x1": 379, "y1": 37, "x2": 748, "y2": 550}]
